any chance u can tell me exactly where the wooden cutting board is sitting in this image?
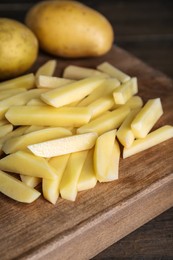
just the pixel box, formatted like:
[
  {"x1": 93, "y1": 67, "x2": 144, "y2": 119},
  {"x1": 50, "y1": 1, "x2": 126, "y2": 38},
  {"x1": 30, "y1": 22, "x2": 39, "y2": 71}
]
[{"x1": 0, "y1": 46, "x2": 173, "y2": 260}]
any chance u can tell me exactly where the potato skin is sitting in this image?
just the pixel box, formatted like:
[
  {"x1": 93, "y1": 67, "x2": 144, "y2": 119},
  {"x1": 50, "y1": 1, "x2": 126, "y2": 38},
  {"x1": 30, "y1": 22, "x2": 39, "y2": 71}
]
[
  {"x1": 0, "y1": 18, "x2": 38, "y2": 81},
  {"x1": 25, "y1": 1, "x2": 114, "y2": 58}
]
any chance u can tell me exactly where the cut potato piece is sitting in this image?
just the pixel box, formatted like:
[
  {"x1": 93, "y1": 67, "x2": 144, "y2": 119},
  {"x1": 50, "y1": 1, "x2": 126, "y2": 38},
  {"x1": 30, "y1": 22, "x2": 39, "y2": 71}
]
[
  {"x1": 43, "y1": 154, "x2": 70, "y2": 204},
  {"x1": 0, "y1": 126, "x2": 28, "y2": 147},
  {"x1": 0, "y1": 151, "x2": 57, "y2": 180},
  {"x1": 0, "y1": 170, "x2": 41, "y2": 203},
  {"x1": 35, "y1": 60, "x2": 57, "y2": 77},
  {"x1": 77, "y1": 106, "x2": 130, "y2": 136},
  {"x1": 0, "y1": 88, "x2": 26, "y2": 101},
  {"x1": 20, "y1": 175, "x2": 41, "y2": 188},
  {"x1": 27, "y1": 98, "x2": 46, "y2": 106},
  {"x1": 0, "y1": 88, "x2": 48, "y2": 119},
  {"x1": 123, "y1": 95, "x2": 143, "y2": 109},
  {"x1": 113, "y1": 77, "x2": 138, "y2": 104},
  {"x1": 5, "y1": 106, "x2": 91, "y2": 127},
  {"x1": 0, "y1": 119, "x2": 9, "y2": 126},
  {"x1": 63, "y1": 65, "x2": 108, "y2": 80},
  {"x1": 77, "y1": 78, "x2": 120, "y2": 107},
  {"x1": 97, "y1": 62, "x2": 130, "y2": 83},
  {"x1": 111, "y1": 95, "x2": 143, "y2": 111},
  {"x1": 41, "y1": 76, "x2": 104, "y2": 108},
  {"x1": 94, "y1": 129, "x2": 116, "y2": 182},
  {"x1": 0, "y1": 124, "x2": 13, "y2": 138},
  {"x1": 131, "y1": 98, "x2": 163, "y2": 138},
  {"x1": 2, "y1": 127, "x2": 72, "y2": 154},
  {"x1": 88, "y1": 94, "x2": 115, "y2": 119},
  {"x1": 123, "y1": 125, "x2": 173, "y2": 158},
  {"x1": 77, "y1": 148, "x2": 97, "y2": 192},
  {"x1": 36, "y1": 75, "x2": 75, "y2": 88},
  {"x1": 60, "y1": 150, "x2": 88, "y2": 201},
  {"x1": 103, "y1": 139, "x2": 120, "y2": 182},
  {"x1": 117, "y1": 109, "x2": 140, "y2": 148},
  {"x1": 24, "y1": 125, "x2": 45, "y2": 134},
  {"x1": 28, "y1": 132, "x2": 97, "y2": 158},
  {"x1": 0, "y1": 73, "x2": 35, "y2": 91}
]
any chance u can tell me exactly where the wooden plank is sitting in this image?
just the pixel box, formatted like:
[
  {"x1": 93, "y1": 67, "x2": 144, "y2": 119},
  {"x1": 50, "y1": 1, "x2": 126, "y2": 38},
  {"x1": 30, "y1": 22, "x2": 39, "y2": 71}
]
[{"x1": 0, "y1": 46, "x2": 173, "y2": 260}]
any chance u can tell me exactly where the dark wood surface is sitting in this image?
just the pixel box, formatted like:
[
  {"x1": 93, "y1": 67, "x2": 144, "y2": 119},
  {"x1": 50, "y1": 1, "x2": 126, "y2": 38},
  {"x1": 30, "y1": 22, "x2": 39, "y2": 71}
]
[{"x1": 0, "y1": 1, "x2": 173, "y2": 259}]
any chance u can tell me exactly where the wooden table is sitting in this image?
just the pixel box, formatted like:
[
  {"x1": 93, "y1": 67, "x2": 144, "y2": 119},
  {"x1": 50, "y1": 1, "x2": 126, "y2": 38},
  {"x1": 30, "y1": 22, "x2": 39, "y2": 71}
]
[{"x1": 0, "y1": 1, "x2": 173, "y2": 259}]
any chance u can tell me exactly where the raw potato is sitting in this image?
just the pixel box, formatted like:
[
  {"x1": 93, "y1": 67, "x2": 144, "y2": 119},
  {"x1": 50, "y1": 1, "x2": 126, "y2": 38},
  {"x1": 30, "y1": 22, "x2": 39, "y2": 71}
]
[
  {"x1": 5, "y1": 106, "x2": 91, "y2": 127},
  {"x1": 131, "y1": 98, "x2": 163, "y2": 138},
  {"x1": 0, "y1": 151, "x2": 57, "y2": 180},
  {"x1": 77, "y1": 148, "x2": 97, "y2": 191},
  {"x1": 36, "y1": 75, "x2": 75, "y2": 89},
  {"x1": 0, "y1": 18, "x2": 38, "y2": 80},
  {"x1": 0, "y1": 73, "x2": 35, "y2": 91},
  {"x1": 41, "y1": 76, "x2": 104, "y2": 108},
  {"x1": 113, "y1": 77, "x2": 138, "y2": 104},
  {"x1": 0, "y1": 170, "x2": 41, "y2": 203},
  {"x1": 60, "y1": 150, "x2": 88, "y2": 201},
  {"x1": 94, "y1": 129, "x2": 116, "y2": 182},
  {"x1": 35, "y1": 60, "x2": 57, "y2": 78},
  {"x1": 97, "y1": 62, "x2": 130, "y2": 83},
  {"x1": 2, "y1": 127, "x2": 72, "y2": 154},
  {"x1": 20, "y1": 175, "x2": 41, "y2": 188},
  {"x1": 25, "y1": 1, "x2": 114, "y2": 58},
  {"x1": 28, "y1": 132, "x2": 98, "y2": 158},
  {"x1": 117, "y1": 109, "x2": 140, "y2": 148},
  {"x1": 77, "y1": 78, "x2": 120, "y2": 107},
  {"x1": 123, "y1": 125, "x2": 173, "y2": 158},
  {"x1": 77, "y1": 106, "x2": 130, "y2": 136},
  {"x1": 43, "y1": 154, "x2": 70, "y2": 204},
  {"x1": 63, "y1": 65, "x2": 108, "y2": 80}
]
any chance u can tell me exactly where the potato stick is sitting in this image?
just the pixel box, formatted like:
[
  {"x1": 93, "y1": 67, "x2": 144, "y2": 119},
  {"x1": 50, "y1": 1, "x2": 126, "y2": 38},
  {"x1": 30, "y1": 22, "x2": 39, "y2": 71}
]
[
  {"x1": 97, "y1": 62, "x2": 130, "y2": 83},
  {"x1": 0, "y1": 124, "x2": 13, "y2": 138},
  {"x1": 113, "y1": 77, "x2": 138, "y2": 104},
  {"x1": 77, "y1": 78, "x2": 120, "y2": 107},
  {"x1": 88, "y1": 94, "x2": 115, "y2": 119},
  {"x1": 63, "y1": 65, "x2": 108, "y2": 80},
  {"x1": 0, "y1": 151, "x2": 57, "y2": 180},
  {"x1": 35, "y1": 60, "x2": 57, "y2": 77},
  {"x1": 117, "y1": 108, "x2": 141, "y2": 148},
  {"x1": 60, "y1": 150, "x2": 88, "y2": 201},
  {"x1": 41, "y1": 76, "x2": 105, "y2": 108},
  {"x1": 0, "y1": 88, "x2": 26, "y2": 101},
  {"x1": 20, "y1": 175, "x2": 41, "y2": 188},
  {"x1": 6, "y1": 106, "x2": 91, "y2": 127},
  {"x1": 43, "y1": 154, "x2": 70, "y2": 204},
  {"x1": 27, "y1": 98, "x2": 46, "y2": 106},
  {"x1": 0, "y1": 126, "x2": 29, "y2": 147},
  {"x1": 94, "y1": 130, "x2": 116, "y2": 182},
  {"x1": 77, "y1": 106, "x2": 130, "y2": 136},
  {"x1": 131, "y1": 98, "x2": 163, "y2": 138},
  {"x1": 123, "y1": 125, "x2": 173, "y2": 158},
  {"x1": 0, "y1": 73, "x2": 35, "y2": 91},
  {"x1": 3, "y1": 127, "x2": 72, "y2": 154},
  {"x1": 111, "y1": 95, "x2": 143, "y2": 111},
  {"x1": 0, "y1": 88, "x2": 48, "y2": 119},
  {"x1": 28, "y1": 132, "x2": 97, "y2": 158},
  {"x1": 77, "y1": 148, "x2": 97, "y2": 191},
  {"x1": 36, "y1": 75, "x2": 75, "y2": 88},
  {"x1": 0, "y1": 119, "x2": 9, "y2": 126},
  {"x1": 24, "y1": 125, "x2": 46, "y2": 134},
  {"x1": 104, "y1": 139, "x2": 120, "y2": 182},
  {"x1": 0, "y1": 170, "x2": 41, "y2": 203}
]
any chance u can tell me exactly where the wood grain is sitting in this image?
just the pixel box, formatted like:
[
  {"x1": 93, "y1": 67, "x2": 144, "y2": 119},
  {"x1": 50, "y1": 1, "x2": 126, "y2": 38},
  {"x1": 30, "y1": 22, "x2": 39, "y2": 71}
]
[{"x1": 0, "y1": 46, "x2": 173, "y2": 260}]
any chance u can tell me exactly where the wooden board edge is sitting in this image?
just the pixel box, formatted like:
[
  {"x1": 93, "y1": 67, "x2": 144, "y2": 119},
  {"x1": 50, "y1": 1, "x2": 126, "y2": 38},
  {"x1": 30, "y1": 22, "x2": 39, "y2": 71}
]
[{"x1": 20, "y1": 173, "x2": 173, "y2": 260}]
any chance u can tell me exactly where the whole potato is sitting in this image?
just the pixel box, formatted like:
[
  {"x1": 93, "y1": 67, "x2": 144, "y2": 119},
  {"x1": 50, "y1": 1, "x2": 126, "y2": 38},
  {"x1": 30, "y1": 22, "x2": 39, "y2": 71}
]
[
  {"x1": 25, "y1": 1, "x2": 114, "y2": 58},
  {"x1": 0, "y1": 18, "x2": 38, "y2": 81}
]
